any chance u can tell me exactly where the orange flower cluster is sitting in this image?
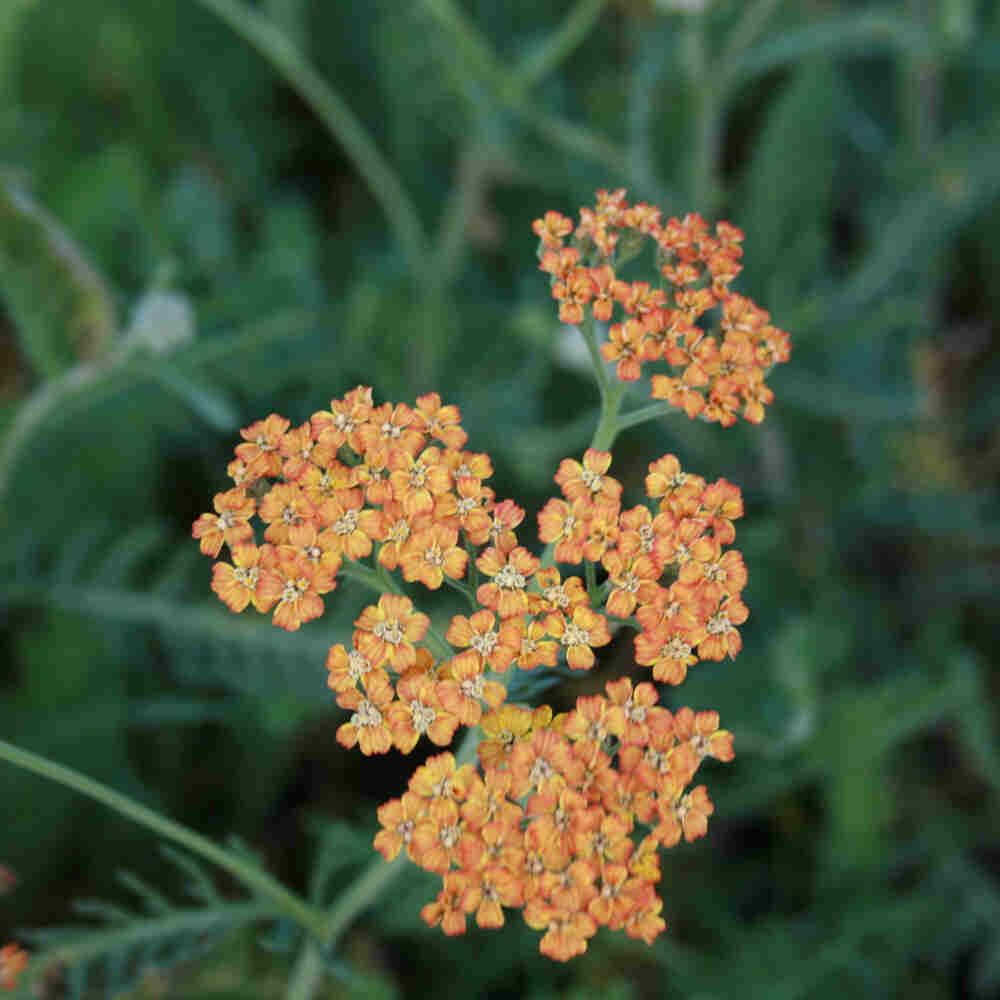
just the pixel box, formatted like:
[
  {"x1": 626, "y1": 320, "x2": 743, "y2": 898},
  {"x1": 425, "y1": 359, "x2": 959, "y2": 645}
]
[
  {"x1": 539, "y1": 448, "x2": 749, "y2": 684},
  {"x1": 192, "y1": 387, "x2": 481, "y2": 632},
  {"x1": 0, "y1": 943, "x2": 27, "y2": 991},
  {"x1": 533, "y1": 190, "x2": 791, "y2": 425},
  {"x1": 375, "y1": 681, "x2": 733, "y2": 960},
  {"x1": 193, "y1": 388, "x2": 740, "y2": 959}
]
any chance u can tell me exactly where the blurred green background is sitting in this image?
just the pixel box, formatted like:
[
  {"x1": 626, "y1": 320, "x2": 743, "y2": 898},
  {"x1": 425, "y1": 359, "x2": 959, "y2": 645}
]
[{"x1": 1, "y1": 0, "x2": 998, "y2": 997}]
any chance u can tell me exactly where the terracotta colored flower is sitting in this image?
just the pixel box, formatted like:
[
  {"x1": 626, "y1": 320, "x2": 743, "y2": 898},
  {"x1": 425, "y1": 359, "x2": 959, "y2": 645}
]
[
  {"x1": 358, "y1": 401, "x2": 424, "y2": 455},
  {"x1": 400, "y1": 522, "x2": 467, "y2": 590},
  {"x1": 508, "y1": 728, "x2": 581, "y2": 799},
  {"x1": 532, "y1": 210, "x2": 573, "y2": 249},
  {"x1": 310, "y1": 385, "x2": 373, "y2": 453},
  {"x1": 537, "y1": 498, "x2": 587, "y2": 564},
  {"x1": 0, "y1": 942, "x2": 28, "y2": 991},
  {"x1": 524, "y1": 900, "x2": 597, "y2": 961},
  {"x1": 387, "y1": 672, "x2": 459, "y2": 753},
  {"x1": 256, "y1": 548, "x2": 325, "y2": 632},
  {"x1": 278, "y1": 421, "x2": 317, "y2": 481},
  {"x1": 235, "y1": 413, "x2": 289, "y2": 477},
  {"x1": 478, "y1": 704, "x2": 537, "y2": 770},
  {"x1": 421, "y1": 872, "x2": 473, "y2": 936},
  {"x1": 512, "y1": 618, "x2": 559, "y2": 671},
  {"x1": 436, "y1": 651, "x2": 506, "y2": 727},
  {"x1": 211, "y1": 543, "x2": 270, "y2": 614},
  {"x1": 374, "y1": 792, "x2": 425, "y2": 861},
  {"x1": 545, "y1": 606, "x2": 611, "y2": 671},
  {"x1": 413, "y1": 392, "x2": 468, "y2": 450},
  {"x1": 354, "y1": 594, "x2": 430, "y2": 671},
  {"x1": 388, "y1": 445, "x2": 453, "y2": 518},
  {"x1": 561, "y1": 693, "x2": 625, "y2": 748},
  {"x1": 476, "y1": 545, "x2": 539, "y2": 619},
  {"x1": 408, "y1": 751, "x2": 477, "y2": 802},
  {"x1": 410, "y1": 797, "x2": 466, "y2": 874},
  {"x1": 672, "y1": 707, "x2": 735, "y2": 762},
  {"x1": 461, "y1": 769, "x2": 523, "y2": 833},
  {"x1": 445, "y1": 610, "x2": 521, "y2": 673},
  {"x1": 325, "y1": 643, "x2": 386, "y2": 694},
  {"x1": 555, "y1": 449, "x2": 622, "y2": 506},
  {"x1": 314, "y1": 488, "x2": 373, "y2": 561},
  {"x1": 604, "y1": 678, "x2": 672, "y2": 747},
  {"x1": 463, "y1": 865, "x2": 523, "y2": 929},
  {"x1": 192, "y1": 488, "x2": 255, "y2": 557},
  {"x1": 698, "y1": 595, "x2": 748, "y2": 660},
  {"x1": 335, "y1": 674, "x2": 394, "y2": 755}
]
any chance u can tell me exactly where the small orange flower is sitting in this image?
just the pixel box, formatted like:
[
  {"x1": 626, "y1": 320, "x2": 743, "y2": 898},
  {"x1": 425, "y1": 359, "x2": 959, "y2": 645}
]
[
  {"x1": 602, "y1": 549, "x2": 660, "y2": 619},
  {"x1": 421, "y1": 872, "x2": 473, "y2": 936},
  {"x1": 509, "y1": 728, "x2": 581, "y2": 799},
  {"x1": 0, "y1": 942, "x2": 27, "y2": 991},
  {"x1": 256, "y1": 548, "x2": 325, "y2": 631},
  {"x1": 325, "y1": 643, "x2": 387, "y2": 695},
  {"x1": 387, "y1": 672, "x2": 459, "y2": 752},
  {"x1": 634, "y1": 625, "x2": 700, "y2": 685},
  {"x1": 410, "y1": 797, "x2": 466, "y2": 874},
  {"x1": 537, "y1": 498, "x2": 587, "y2": 564},
  {"x1": 235, "y1": 413, "x2": 289, "y2": 477},
  {"x1": 462, "y1": 865, "x2": 524, "y2": 929},
  {"x1": 211, "y1": 543, "x2": 270, "y2": 613},
  {"x1": 545, "y1": 606, "x2": 611, "y2": 671},
  {"x1": 354, "y1": 594, "x2": 430, "y2": 672},
  {"x1": 400, "y1": 522, "x2": 468, "y2": 590},
  {"x1": 258, "y1": 482, "x2": 317, "y2": 546},
  {"x1": 409, "y1": 751, "x2": 477, "y2": 802},
  {"x1": 192, "y1": 488, "x2": 256, "y2": 557},
  {"x1": 358, "y1": 401, "x2": 424, "y2": 455},
  {"x1": 445, "y1": 610, "x2": 521, "y2": 673},
  {"x1": 413, "y1": 392, "x2": 468, "y2": 450},
  {"x1": 512, "y1": 618, "x2": 559, "y2": 671},
  {"x1": 476, "y1": 546, "x2": 539, "y2": 619},
  {"x1": 336, "y1": 674, "x2": 394, "y2": 756},
  {"x1": 278, "y1": 421, "x2": 317, "y2": 481},
  {"x1": 374, "y1": 792, "x2": 424, "y2": 862},
  {"x1": 310, "y1": 385, "x2": 372, "y2": 453},
  {"x1": 389, "y1": 445, "x2": 453, "y2": 518},
  {"x1": 478, "y1": 704, "x2": 537, "y2": 770},
  {"x1": 554, "y1": 449, "x2": 622, "y2": 506},
  {"x1": 672, "y1": 707, "x2": 735, "y2": 762},
  {"x1": 524, "y1": 900, "x2": 597, "y2": 961},
  {"x1": 698, "y1": 595, "x2": 748, "y2": 660},
  {"x1": 532, "y1": 210, "x2": 573, "y2": 249}
]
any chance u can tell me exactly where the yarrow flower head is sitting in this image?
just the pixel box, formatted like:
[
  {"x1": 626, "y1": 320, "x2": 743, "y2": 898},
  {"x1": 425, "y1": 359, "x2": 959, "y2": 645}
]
[
  {"x1": 190, "y1": 188, "x2": 785, "y2": 963},
  {"x1": 533, "y1": 190, "x2": 791, "y2": 426},
  {"x1": 190, "y1": 382, "x2": 749, "y2": 959}
]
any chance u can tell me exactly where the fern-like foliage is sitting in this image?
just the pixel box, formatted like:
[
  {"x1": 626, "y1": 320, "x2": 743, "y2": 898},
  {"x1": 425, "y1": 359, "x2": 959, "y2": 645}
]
[
  {"x1": 1, "y1": 517, "x2": 355, "y2": 701},
  {"x1": 11, "y1": 845, "x2": 271, "y2": 1000}
]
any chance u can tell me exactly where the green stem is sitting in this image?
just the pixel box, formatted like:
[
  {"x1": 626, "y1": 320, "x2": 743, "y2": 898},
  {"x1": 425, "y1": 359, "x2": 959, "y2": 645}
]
[
  {"x1": 615, "y1": 400, "x2": 676, "y2": 433},
  {"x1": 422, "y1": 0, "x2": 628, "y2": 178},
  {"x1": 574, "y1": 314, "x2": 611, "y2": 400},
  {"x1": 443, "y1": 573, "x2": 478, "y2": 609},
  {"x1": 687, "y1": 13, "x2": 719, "y2": 214},
  {"x1": 585, "y1": 558, "x2": 598, "y2": 605},
  {"x1": 591, "y1": 381, "x2": 626, "y2": 451},
  {"x1": 284, "y1": 725, "x2": 481, "y2": 1000},
  {"x1": 718, "y1": 0, "x2": 786, "y2": 87},
  {"x1": 0, "y1": 738, "x2": 325, "y2": 938},
  {"x1": 508, "y1": 0, "x2": 608, "y2": 95},
  {"x1": 195, "y1": 0, "x2": 429, "y2": 276}
]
